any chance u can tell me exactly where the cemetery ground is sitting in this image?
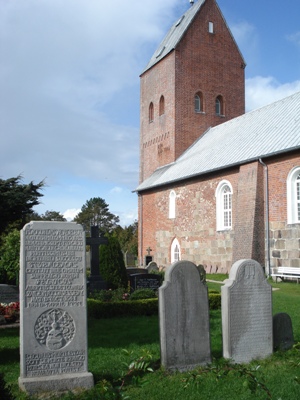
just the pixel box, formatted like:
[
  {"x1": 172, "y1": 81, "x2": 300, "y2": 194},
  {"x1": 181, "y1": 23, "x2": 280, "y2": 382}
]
[{"x1": 1, "y1": 278, "x2": 300, "y2": 400}]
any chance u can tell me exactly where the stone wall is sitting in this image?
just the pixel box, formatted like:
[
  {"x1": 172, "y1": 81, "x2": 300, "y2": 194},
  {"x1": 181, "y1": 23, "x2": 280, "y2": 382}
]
[{"x1": 270, "y1": 222, "x2": 300, "y2": 268}]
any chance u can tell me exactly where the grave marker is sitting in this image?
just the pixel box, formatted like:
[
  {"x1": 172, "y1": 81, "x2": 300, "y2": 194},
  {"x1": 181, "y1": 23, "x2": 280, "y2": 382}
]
[
  {"x1": 273, "y1": 313, "x2": 294, "y2": 351},
  {"x1": 222, "y1": 259, "x2": 273, "y2": 363},
  {"x1": 19, "y1": 221, "x2": 93, "y2": 395},
  {"x1": 146, "y1": 261, "x2": 159, "y2": 273},
  {"x1": 86, "y1": 226, "x2": 108, "y2": 292},
  {"x1": 129, "y1": 273, "x2": 162, "y2": 292},
  {"x1": 159, "y1": 260, "x2": 211, "y2": 371},
  {"x1": 0, "y1": 284, "x2": 19, "y2": 304}
]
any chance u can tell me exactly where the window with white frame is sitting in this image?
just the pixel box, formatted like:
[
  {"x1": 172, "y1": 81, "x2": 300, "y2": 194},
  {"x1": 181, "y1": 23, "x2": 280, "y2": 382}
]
[
  {"x1": 216, "y1": 180, "x2": 232, "y2": 230},
  {"x1": 287, "y1": 166, "x2": 300, "y2": 224},
  {"x1": 171, "y1": 238, "x2": 181, "y2": 263},
  {"x1": 169, "y1": 190, "x2": 176, "y2": 219}
]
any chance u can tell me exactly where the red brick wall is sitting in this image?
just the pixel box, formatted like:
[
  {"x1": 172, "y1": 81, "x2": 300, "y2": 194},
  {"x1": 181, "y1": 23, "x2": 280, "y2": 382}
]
[
  {"x1": 267, "y1": 153, "x2": 300, "y2": 269},
  {"x1": 139, "y1": 168, "x2": 240, "y2": 271},
  {"x1": 139, "y1": 0, "x2": 245, "y2": 182},
  {"x1": 138, "y1": 155, "x2": 300, "y2": 271}
]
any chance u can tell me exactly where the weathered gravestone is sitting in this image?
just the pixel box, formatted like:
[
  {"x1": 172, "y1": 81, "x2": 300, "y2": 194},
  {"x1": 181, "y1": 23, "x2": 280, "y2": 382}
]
[
  {"x1": 124, "y1": 251, "x2": 136, "y2": 268},
  {"x1": 129, "y1": 273, "x2": 162, "y2": 293},
  {"x1": 159, "y1": 260, "x2": 211, "y2": 371},
  {"x1": 273, "y1": 313, "x2": 294, "y2": 351},
  {"x1": 146, "y1": 261, "x2": 159, "y2": 273},
  {"x1": 222, "y1": 259, "x2": 273, "y2": 364},
  {"x1": 19, "y1": 221, "x2": 93, "y2": 395},
  {"x1": 0, "y1": 284, "x2": 19, "y2": 304}
]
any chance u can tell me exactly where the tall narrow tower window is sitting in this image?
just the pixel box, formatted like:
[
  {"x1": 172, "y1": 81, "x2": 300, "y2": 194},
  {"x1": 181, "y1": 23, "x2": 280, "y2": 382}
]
[
  {"x1": 159, "y1": 95, "x2": 165, "y2": 116},
  {"x1": 195, "y1": 92, "x2": 204, "y2": 113},
  {"x1": 209, "y1": 21, "x2": 214, "y2": 34},
  {"x1": 149, "y1": 102, "x2": 154, "y2": 122},
  {"x1": 215, "y1": 95, "x2": 224, "y2": 116}
]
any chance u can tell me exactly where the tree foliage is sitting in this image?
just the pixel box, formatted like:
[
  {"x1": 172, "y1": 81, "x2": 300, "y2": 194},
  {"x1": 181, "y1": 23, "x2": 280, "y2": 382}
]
[
  {"x1": 0, "y1": 229, "x2": 20, "y2": 285},
  {"x1": 99, "y1": 235, "x2": 128, "y2": 289},
  {"x1": 0, "y1": 175, "x2": 44, "y2": 235},
  {"x1": 74, "y1": 197, "x2": 120, "y2": 235},
  {"x1": 113, "y1": 221, "x2": 138, "y2": 255},
  {"x1": 28, "y1": 210, "x2": 66, "y2": 222}
]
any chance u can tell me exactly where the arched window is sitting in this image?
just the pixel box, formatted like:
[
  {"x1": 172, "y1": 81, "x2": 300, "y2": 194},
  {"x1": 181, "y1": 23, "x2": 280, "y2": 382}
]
[
  {"x1": 287, "y1": 166, "x2": 300, "y2": 224},
  {"x1": 194, "y1": 92, "x2": 203, "y2": 113},
  {"x1": 215, "y1": 95, "x2": 224, "y2": 116},
  {"x1": 149, "y1": 102, "x2": 154, "y2": 122},
  {"x1": 171, "y1": 238, "x2": 181, "y2": 264},
  {"x1": 216, "y1": 180, "x2": 232, "y2": 230},
  {"x1": 159, "y1": 95, "x2": 165, "y2": 116},
  {"x1": 169, "y1": 190, "x2": 176, "y2": 219}
]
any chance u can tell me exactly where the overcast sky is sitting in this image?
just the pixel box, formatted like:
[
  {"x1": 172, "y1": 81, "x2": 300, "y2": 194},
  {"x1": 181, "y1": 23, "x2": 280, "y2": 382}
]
[{"x1": 1, "y1": 0, "x2": 300, "y2": 226}]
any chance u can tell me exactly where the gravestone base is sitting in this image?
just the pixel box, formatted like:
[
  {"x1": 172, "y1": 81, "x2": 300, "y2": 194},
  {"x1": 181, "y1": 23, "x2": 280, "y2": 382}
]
[
  {"x1": 88, "y1": 276, "x2": 107, "y2": 293},
  {"x1": 19, "y1": 372, "x2": 94, "y2": 395}
]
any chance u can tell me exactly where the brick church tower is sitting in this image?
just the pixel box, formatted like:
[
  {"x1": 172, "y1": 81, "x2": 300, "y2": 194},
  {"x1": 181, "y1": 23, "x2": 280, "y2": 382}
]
[{"x1": 139, "y1": 0, "x2": 245, "y2": 183}]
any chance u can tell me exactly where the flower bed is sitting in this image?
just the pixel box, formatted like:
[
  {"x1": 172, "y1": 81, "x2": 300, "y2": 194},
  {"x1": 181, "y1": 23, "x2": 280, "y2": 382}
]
[{"x1": 0, "y1": 302, "x2": 20, "y2": 323}]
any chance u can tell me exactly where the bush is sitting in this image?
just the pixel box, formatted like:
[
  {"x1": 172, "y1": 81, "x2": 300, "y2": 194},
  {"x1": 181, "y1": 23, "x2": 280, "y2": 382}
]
[
  {"x1": 87, "y1": 298, "x2": 158, "y2": 318},
  {"x1": 87, "y1": 292, "x2": 221, "y2": 319},
  {"x1": 0, "y1": 229, "x2": 20, "y2": 285},
  {"x1": 90, "y1": 288, "x2": 129, "y2": 302},
  {"x1": 209, "y1": 293, "x2": 221, "y2": 309},
  {"x1": 99, "y1": 235, "x2": 128, "y2": 289},
  {"x1": 130, "y1": 289, "x2": 157, "y2": 300}
]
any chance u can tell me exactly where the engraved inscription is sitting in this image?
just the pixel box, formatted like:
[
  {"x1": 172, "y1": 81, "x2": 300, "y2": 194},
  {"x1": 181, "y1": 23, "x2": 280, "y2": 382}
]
[
  {"x1": 25, "y1": 350, "x2": 85, "y2": 377},
  {"x1": 34, "y1": 309, "x2": 75, "y2": 350},
  {"x1": 24, "y1": 228, "x2": 84, "y2": 308}
]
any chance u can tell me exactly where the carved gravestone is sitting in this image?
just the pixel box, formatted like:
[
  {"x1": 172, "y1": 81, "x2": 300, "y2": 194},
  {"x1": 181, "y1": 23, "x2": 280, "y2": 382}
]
[
  {"x1": 0, "y1": 284, "x2": 19, "y2": 304},
  {"x1": 129, "y1": 273, "x2": 162, "y2": 293},
  {"x1": 222, "y1": 259, "x2": 273, "y2": 363},
  {"x1": 273, "y1": 313, "x2": 294, "y2": 351},
  {"x1": 19, "y1": 222, "x2": 93, "y2": 395},
  {"x1": 146, "y1": 261, "x2": 159, "y2": 273},
  {"x1": 159, "y1": 260, "x2": 211, "y2": 371}
]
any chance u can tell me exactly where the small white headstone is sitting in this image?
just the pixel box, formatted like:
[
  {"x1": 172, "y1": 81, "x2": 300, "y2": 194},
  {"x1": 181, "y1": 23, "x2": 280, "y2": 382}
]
[
  {"x1": 222, "y1": 259, "x2": 273, "y2": 363},
  {"x1": 159, "y1": 260, "x2": 211, "y2": 371},
  {"x1": 18, "y1": 222, "x2": 93, "y2": 395}
]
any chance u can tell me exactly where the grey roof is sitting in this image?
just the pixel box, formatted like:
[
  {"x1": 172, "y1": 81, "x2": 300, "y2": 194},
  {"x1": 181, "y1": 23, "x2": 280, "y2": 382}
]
[
  {"x1": 141, "y1": 0, "x2": 245, "y2": 75},
  {"x1": 136, "y1": 91, "x2": 300, "y2": 192},
  {"x1": 141, "y1": 0, "x2": 206, "y2": 75}
]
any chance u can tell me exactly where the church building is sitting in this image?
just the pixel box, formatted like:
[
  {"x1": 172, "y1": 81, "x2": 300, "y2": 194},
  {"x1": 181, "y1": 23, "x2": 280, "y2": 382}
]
[{"x1": 136, "y1": 0, "x2": 300, "y2": 273}]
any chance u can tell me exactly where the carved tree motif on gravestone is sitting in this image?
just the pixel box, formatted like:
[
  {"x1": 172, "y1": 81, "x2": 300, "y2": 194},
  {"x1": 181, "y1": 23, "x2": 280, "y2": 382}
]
[{"x1": 34, "y1": 309, "x2": 75, "y2": 351}]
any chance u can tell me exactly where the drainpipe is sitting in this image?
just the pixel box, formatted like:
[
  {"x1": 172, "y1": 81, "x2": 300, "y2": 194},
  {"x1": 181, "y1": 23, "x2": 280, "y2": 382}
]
[
  {"x1": 259, "y1": 159, "x2": 270, "y2": 277},
  {"x1": 138, "y1": 194, "x2": 143, "y2": 266}
]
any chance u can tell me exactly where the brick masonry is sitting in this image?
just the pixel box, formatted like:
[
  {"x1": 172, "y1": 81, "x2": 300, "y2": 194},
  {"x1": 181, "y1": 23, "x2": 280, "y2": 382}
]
[
  {"x1": 139, "y1": 0, "x2": 245, "y2": 182},
  {"x1": 138, "y1": 0, "x2": 300, "y2": 272},
  {"x1": 139, "y1": 154, "x2": 300, "y2": 272}
]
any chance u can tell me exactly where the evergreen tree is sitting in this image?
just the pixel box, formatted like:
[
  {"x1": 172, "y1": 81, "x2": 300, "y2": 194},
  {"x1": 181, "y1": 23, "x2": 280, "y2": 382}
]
[
  {"x1": 99, "y1": 235, "x2": 128, "y2": 289},
  {"x1": 74, "y1": 197, "x2": 119, "y2": 235},
  {"x1": 0, "y1": 175, "x2": 44, "y2": 235}
]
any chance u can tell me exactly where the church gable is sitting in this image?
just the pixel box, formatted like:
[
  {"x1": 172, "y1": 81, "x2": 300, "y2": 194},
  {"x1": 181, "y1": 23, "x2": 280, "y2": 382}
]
[{"x1": 140, "y1": 0, "x2": 245, "y2": 182}]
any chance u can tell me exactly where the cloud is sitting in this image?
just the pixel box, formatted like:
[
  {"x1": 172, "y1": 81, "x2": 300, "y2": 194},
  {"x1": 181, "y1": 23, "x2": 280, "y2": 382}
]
[
  {"x1": 63, "y1": 208, "x2": 81, "y2": 222},
  {"x1": 0, "y1": 0, "x2": 181, "y2": 190},
  {"x1": 110, "y1": 187, "x2": 123, "y2": 194},
  {"x1": 287, "y1": 31, "x2": 300, "y2": 46},
  {"x1": 246, "y1": 76, "x2": 300, "y2": 111}
]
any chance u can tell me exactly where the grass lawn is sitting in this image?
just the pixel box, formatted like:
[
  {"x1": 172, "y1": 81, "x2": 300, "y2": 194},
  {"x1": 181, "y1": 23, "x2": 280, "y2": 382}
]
[{"x1": 1, "y1": 280, "x2": 300, "y2": 399}]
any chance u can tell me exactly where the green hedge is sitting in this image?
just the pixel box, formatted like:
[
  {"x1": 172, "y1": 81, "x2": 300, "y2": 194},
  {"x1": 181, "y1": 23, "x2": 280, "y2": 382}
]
[
  {"x1": 87, "y1": 298, "x2": 158, "y2": 318},
  {"x1": 87, "y1": 292, "x2": 221, "y2": 319}
]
